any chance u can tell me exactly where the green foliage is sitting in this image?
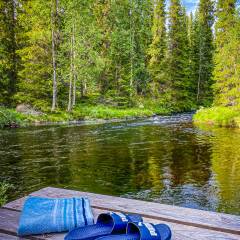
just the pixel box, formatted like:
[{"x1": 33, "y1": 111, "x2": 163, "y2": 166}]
[
  {"x1": 147, "y1": 0, "x2": 167, "y2": 98},
  {"x1": 0, "y1": 0, "x2": 19, "y2": 105},
  {"x1": 0, "y1": 182, "x2": 12, "y2": 206},
  {"x1": 0, "y1": 107, "x2": 25, "y2": 128},
  {"x1": 213, "y1": 0, "x2": 240, "y2": 107},
  {"x1": 167, "y1": 0, "x2": 193, "y2": 111},
  {"x1": 0, "y1": 103, "x2": 171, "y2": 128},
  {"x1": 72, "y1": 104, "x2": 155, "y2": 120},
  {"x1": 189, "y1": 0, "x2": 214, "y2": 106},
  {"x1": 0, "y1": 0, "x2": 239, "y2": 121},
  {"x1": 15, "y1": 0, "x2": 52, "y2": 110},
  {"x1": 194, "y1": 106, "x2": 240, "y2": 127}
]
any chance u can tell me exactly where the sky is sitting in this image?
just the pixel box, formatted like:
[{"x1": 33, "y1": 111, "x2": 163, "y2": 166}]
[{"x1": 182, "y1": 0, "x2": 199, "y2": 13}]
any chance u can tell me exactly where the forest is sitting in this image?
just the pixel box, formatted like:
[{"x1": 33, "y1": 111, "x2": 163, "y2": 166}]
[{"x1": 0, "y1": 0, "x2": 240, "y2": 126}]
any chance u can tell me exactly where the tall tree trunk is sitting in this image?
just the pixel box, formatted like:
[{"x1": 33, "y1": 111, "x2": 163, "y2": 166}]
[
  {"x1": 72, "y1": 22, "x2": 76, "y2": 107},
  {"x1": 51, "y1": 0, "x2": 58, "y2": 111},
  {"x1": 68, "y1": 26, "x2": 74, "y2": 112},
  {"x1": 8, "y1": 0, "x2": 17, "y2": 104},
  {"x1": 129, "y1": 1, "x2": 134, "y2": 97},
  {"x1": 197, "y1": 33, "x2": 202, "y2": 103}
]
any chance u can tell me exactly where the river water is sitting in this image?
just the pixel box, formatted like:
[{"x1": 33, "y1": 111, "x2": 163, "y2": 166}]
[{"x1": 0, "y1": 114, "x2": 240, "y2": 214}]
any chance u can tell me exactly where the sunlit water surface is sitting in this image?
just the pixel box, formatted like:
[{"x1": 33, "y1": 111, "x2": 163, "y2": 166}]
[{"x1": 1, "y1": 114, "x2": 240, "y2": 215}]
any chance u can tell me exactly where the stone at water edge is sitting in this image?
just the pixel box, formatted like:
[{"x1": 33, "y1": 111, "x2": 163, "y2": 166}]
[{"x1": 16, "y1": 104, "x2": 43, "y2": 116}]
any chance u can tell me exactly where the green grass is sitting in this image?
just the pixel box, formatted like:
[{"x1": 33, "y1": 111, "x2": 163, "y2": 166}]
[
  {"x1": 0, "y1": 182, "x2": 12, "y2": 206},
  {"x1": 0, "y1": 101, "x2": 170, "y2": 128},
  {"x1": 193, "y1": 106, "x2": 240, "y2": 128}
]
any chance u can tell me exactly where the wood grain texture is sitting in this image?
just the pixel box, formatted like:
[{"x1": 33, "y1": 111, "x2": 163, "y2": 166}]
[
  {"x1": 1, "y1": 206, "x2": 240, "y2": 240},
  {"x1": 4, "y1": 187, "x2": 240, "y2": 235},
  {"x1": 0, "y1": 232, "x2": 28, "y2": 240}
]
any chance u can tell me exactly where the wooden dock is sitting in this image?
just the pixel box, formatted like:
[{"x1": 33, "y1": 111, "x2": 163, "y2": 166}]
[{"x1": 0, "y1": 187, "x2": 240, "y2": 239}]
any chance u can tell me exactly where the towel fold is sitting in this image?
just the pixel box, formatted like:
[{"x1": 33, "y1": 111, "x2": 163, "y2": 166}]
[{"x1": 18, "y1": 196, "x2": 94, "y2": 236}]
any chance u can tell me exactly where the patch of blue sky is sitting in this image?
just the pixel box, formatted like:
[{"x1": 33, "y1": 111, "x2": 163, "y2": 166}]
[
  {"x1": 166, "y1": 0, "x2": 199, "y2": 15},
  {"x1": 182, "y1": 0, "x2": 199, "y2": 13}
]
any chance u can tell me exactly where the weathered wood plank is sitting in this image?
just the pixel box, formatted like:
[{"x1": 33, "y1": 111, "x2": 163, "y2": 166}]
[
  {"x1": 0, "y1": 232, "x2": 28, "y2": 240},
  {"x1": 1, "y1": 206, "x2": 240, "y2": 240},
  {"x1": 4, "y1": 187, "x2": 240, "y2": 235}
]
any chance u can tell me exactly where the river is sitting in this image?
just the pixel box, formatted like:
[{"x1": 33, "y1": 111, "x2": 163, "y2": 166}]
[{"x1": 0, "y1": 113, "x2": 240, "y2": 215}]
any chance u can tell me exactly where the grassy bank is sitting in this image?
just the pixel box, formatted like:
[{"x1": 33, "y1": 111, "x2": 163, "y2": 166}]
[
  {"x1": 0, "y1": 182, "x2": 12, "y2": 206},
  {"x1": 194, "y1": 106, "x2": 240, "y2": 128},
  {"x1": 0, "y1": 103, "x2": 170, "y2": 128}
]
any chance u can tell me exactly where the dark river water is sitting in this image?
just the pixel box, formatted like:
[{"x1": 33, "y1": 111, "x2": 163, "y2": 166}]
[{"x1": 0, "y1": 114, "x2": 240, "y2": 215}]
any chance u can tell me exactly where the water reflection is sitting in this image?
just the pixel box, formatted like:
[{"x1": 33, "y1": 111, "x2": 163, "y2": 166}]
[{"x1": 0, "y1": 117, "x2": 240, "y2": 214}]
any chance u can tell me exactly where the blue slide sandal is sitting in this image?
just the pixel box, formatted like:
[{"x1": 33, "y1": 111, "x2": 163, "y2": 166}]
[
  {"x1": 65, "y1": 212, "x2": 143, "y2": 240},
  {"x1": 95, "y1": 222, "x2": 172, "y2": 240}
]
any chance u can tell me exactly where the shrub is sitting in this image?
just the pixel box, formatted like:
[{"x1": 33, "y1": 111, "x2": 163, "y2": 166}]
[
  {"x1": 0, "y1": 182, "x2": 12, "y2": 206},
  {"x1": 0, "y1": 107, "x2": 25, "y2": 128},
  {"x1": 194, "y1": 106, "x2": 240, "y2": 127}
]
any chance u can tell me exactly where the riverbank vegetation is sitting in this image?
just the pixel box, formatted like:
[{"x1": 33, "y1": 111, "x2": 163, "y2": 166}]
[
  {"x1": 0, "y1": 182, "x2": 12, "y2": 206},
  {"x1": 194, "y1": 107, "x2": 240, "y2": 127},
  {"x1": 0, "y1": 100, "x2": 169, "y2": 127},
  {"x1": 194, "y1": 0, "x2": 240, "y2": 127},
  {"x1": 0, "y1": 0, "x2": 239, "y2": 127}
]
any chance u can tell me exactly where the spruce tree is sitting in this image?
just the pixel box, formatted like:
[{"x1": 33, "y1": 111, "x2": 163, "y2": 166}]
[
  {"x1": 58, "y1": 0, "x2": 103, "y2": 110},
  {"x1": 16, "y1": 0, "x2": 53, "y2": 110},
  {"x1": 130, "y1": 0, "x2": 153, "y2": 96},
  {"x1": 147, "y1": 0, "x2": 167, "y2": 99},
  {"x1": 213, "y1": 0, "x2": 240, "y2": 107},
  {"x1": 190, "y1": 0, "x2": 214, "y2": 106},
  {"x1": 0, "y1": 0, "x2": 18, "y2": 105},
  {"x1": 168, "y1": 0, "x2": 191, "y2": 111},
  {"x1": 92, "y1": 0, "x2": 112, "y2": 96},
  {"x1": 188, "y1": 12, "x2": 199, "y2": 102}
]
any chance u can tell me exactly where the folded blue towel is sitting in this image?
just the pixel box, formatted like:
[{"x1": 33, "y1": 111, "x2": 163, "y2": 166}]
[{"x1": 18, "y1": 196, "x2": 94, "y2": 236}]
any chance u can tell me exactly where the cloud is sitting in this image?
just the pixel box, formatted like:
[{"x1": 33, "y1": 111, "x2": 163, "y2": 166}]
[
  {"x1": 166, "y1": 0, "x2": 199, "y2": 15},
  {"x1": 182, "y1": 0, "x2": 199, "y2": 13}
]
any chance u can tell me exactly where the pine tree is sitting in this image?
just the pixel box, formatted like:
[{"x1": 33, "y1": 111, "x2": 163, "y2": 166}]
[
  {"x1": 168, "y1": 0, "x2": 191, "y2": 111},
  {"x1": 106, "y1": 0, "x2": 133, "y2": 106},
  {"x1": 58, "y1": 0, "x2": 103, "y2": 110},
  {"x1": 92, "y1": 0, "x2": 112, "y2": 96},
  {"x1": 130, "y1": 0, "x2": 153, "y2": 96},
  {"x1": 190, "y1": 0, "x2": 214, "y2": 106},
  {"x1": 0, "y1": 0, "x2": 18, "y2": 105},
  {"x1": 51, "y1": 0, "x2": 59, "y2": 111},
  {"x1": 213, "y1": 0, "x2": 240, "y2": 107},
  {"x1": 16, "y1": 0, "x2": 52, "y2": 110},
  {"x1": 147, "y1": 0, "x2": 167, "y2": 98},
  {"x1": 188, "y1": 12, "x2": 198, "y2": 102}
]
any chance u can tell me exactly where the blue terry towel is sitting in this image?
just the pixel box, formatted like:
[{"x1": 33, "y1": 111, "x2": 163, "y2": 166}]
[{"x1": 18, "y1": 196, "x2": 94, "y2": 236}]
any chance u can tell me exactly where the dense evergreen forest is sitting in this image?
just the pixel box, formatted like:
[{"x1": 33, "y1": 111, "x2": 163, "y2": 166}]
[{"x1": 0, "y1": 0, "x2": 239, "y2": 116}]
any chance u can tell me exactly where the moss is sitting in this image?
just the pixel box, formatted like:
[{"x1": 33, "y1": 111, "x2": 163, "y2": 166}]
[{"x1": 194, "y1": 106, "x2": 240, "y2": 128}]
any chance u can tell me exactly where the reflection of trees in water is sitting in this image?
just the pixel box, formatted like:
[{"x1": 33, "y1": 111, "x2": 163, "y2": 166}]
[
  {"x1": 1, "y1": 122, "x2": 240, "y2": 214},
  {"x1": 210, "y1": 128, "x2": 240, "y2": 214},
  {"x1": 0, "y1": 126, "x2": 73, "y2": 199},
  {"x1": 124, "y1": 125, "x2": 217, "y2": 211}
]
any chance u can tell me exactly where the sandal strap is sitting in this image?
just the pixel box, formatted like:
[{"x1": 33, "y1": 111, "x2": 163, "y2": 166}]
[
  {"x1": 97, "y1": 212, "x2": 139, "y2": 234},
  {"x1": 127, "y1": 222, "x2": 161, "y2": 240}
]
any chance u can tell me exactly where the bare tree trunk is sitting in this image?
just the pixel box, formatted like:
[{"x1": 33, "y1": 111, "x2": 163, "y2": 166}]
[
  {"x1": 8, "y1": 0, "x2": 17, "y2": 104},
  {"x1": 197, "y1": 31, "x2": 203, "y2": 103},
  {"x1": 68, "y1": 27, "x2": 74, "y2": 112},
  {"x1": 51, "y1": 0, "x2": 58, "y2": 111},
  {"x1": 72, "y1": 22, "x2": 76, "y2": 107},
  {"x1": 129, "y1": 1, "x2": 134, "y2": 97}
]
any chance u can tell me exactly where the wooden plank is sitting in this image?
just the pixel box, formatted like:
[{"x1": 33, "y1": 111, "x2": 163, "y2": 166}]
[
  {"x1": 0, "y1": 232, "x2": 28, "y2": 240},
  {"x1": 4, "y1": 187, "x2": 240, "y2": 235},
  {"x1": 1, "y1": 206, "x2": 240, "y2": 240}
]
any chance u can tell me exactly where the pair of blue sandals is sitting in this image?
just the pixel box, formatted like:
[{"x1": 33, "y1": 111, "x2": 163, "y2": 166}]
[{"x1": 65, "y1": 212, "x2": 171, "y2": 240}]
